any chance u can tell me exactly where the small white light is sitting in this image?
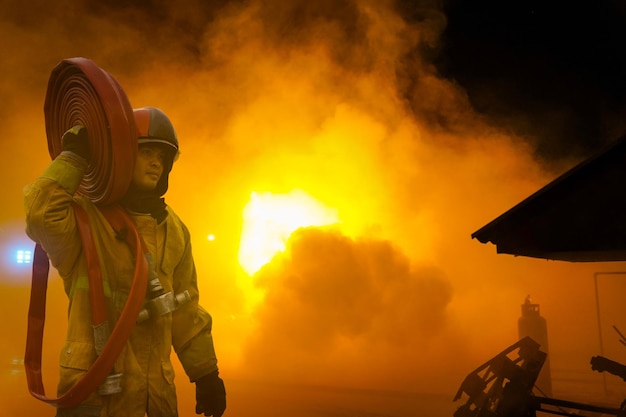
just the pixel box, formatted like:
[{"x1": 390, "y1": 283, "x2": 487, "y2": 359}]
[{"x1": 207, "y1": 234, "x2": 215, "y2": 241}]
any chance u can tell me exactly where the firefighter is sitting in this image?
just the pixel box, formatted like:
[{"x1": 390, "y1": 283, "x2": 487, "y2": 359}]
[{"x1": 23, "y1": 107, "x2": 226, "y2": 417}]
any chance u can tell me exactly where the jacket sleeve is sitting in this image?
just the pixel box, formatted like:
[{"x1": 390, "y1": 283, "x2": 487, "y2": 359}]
[
  {"x1": 23, "y1": 152, "x2": 87, "y2": 278},
  {"x1": 169, "y1": 218, "x2": 219, "y2": 382}
]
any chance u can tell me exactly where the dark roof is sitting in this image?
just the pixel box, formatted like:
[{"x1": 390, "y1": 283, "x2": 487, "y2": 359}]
[{"x1": 472, "y1": 135, "x2": 626, "y2": 262}]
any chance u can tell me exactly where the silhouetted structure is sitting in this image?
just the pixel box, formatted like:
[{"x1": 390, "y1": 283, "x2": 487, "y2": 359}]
[{"x1": 518, "y1": 296, "x2": 552, "y2": 397}]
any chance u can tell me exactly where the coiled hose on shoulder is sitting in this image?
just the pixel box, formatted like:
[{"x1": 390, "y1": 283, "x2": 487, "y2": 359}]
[
  {"x1": 25, "y1": 58, "x2": 148, "y2": 408},
  {"x1": 44, "y1": 57, "x2": 136, "y2": 205}
]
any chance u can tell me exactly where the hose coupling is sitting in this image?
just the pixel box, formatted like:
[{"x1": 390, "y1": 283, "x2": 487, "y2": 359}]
[{"x1": 137, "y1": 290, "x2": 191, "y2": 323}]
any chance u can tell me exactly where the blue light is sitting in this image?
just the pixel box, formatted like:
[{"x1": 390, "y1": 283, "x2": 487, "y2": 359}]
[
  {"x1": 16, "y1": 250, "x2": 32, "y2": 264},
  {"x1": 0, "y1": 220, "x2": 39, "y2": 285}
]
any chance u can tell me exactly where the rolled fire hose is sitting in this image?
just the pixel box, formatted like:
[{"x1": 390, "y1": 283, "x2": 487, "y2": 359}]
[
  {"x1": 25, "y1": 58, "x2": 148, "y2": 408},
  {"x1": 43, "y1": 57, "x2": 136, "y2": 205}
]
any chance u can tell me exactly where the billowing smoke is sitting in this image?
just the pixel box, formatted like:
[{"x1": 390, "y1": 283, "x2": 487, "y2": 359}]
[
  {"x1": 1, "y1": 0, "x2": 621, "y2": 415},
  {"x1": 242, "y1": 227, "x2": 452, "y2": 389}
]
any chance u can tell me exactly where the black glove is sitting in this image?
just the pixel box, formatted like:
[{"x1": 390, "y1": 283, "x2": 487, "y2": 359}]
[
  {"x1": 61, "y1": 125, "x2": 90, "y2": 160},
  {"x1": 195, "y1": 370, "x2": 226, "y2": 416}
]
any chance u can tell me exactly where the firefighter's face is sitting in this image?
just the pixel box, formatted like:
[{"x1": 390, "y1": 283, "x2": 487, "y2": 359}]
[{"x1": 132, "y1": 144, "x2": 165, "y2": 191}]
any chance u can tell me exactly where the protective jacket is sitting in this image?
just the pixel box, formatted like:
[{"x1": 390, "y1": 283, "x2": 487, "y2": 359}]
[{"x1": 23, "y1": 152, "x2": 218, "y2": 417}]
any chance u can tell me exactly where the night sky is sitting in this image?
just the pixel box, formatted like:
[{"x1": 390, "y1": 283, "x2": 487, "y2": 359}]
[{"x1": 434, "y1": 0, "x2": 626, "y2": 162}]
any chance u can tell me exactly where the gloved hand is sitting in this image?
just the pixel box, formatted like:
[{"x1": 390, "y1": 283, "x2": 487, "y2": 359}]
[
  {"x1": 61, "y1": 125, "x2": 90, "y2": 160},
  {"x1": 195, "y1": 370, "x2": 226, "y2": 416}
]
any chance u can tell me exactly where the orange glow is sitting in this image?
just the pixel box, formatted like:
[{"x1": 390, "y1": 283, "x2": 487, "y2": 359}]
[
  {"x1": 4, "y1": 1, "x2": 623, "y2": 415},
  {"x1": 238, "y1": 190, "x2": 339, "y2": 275}
]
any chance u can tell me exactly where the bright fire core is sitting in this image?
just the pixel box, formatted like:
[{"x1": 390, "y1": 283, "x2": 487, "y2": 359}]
[{"x1": 238, "y1": 190, "x2": 339, "y2": 275}]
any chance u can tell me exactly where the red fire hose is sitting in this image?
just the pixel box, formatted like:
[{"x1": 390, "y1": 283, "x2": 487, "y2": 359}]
[
  {"x1": 43, "y1": 57, "x2": 136, "y2": 205},
  {"x1": 26, "y1": 207, "x2": 148, "y2": 408},
  {"x1": 25, "y1": 58, "x2": 148, "y2": 408}
]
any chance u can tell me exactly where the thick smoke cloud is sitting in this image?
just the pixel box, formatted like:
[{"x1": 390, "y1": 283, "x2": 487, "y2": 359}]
[{"x1": 243, "y1": 227, "x2": 452, "y2": 389}]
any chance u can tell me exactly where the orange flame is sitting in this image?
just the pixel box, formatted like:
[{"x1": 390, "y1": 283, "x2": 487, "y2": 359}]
[{"x1": 238, "y1": 190, "x2": 339, "y2": 275}]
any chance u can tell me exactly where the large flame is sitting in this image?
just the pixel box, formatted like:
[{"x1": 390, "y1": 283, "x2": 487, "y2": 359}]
[{"x1": 238, "y1": 189, "x2": 339, "y2": 275}]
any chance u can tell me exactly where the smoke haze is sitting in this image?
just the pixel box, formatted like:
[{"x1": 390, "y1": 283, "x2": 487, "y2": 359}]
[{"x1": 1, "y1": 1, "x2": 625, "y2": 415}]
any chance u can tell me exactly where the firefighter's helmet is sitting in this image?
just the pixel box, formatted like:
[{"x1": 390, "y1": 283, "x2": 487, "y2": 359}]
[{"x1": 132, "y1": 107, "x2": 179, "y2": 196}]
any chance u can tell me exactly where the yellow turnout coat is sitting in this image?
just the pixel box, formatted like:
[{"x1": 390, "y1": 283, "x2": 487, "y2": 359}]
[{"x1": 24, "y1": 152, "x2": 218, "y2": 417}]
